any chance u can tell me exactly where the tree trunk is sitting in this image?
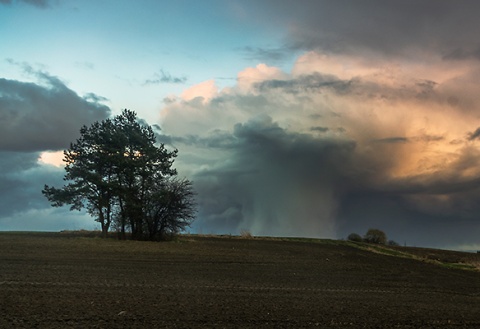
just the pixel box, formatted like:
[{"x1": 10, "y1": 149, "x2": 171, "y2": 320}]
[
  {"x1": 101, "y1": 225, "x2": 108, "y2": 238},
  {"x1": 98, "y1": 212, "x2": 108, "y2": 238}
]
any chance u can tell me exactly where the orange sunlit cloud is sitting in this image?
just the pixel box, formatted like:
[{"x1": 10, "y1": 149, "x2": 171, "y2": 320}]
[{"x1": 39, "y1": 151, "x2": 64, "y2": 167}]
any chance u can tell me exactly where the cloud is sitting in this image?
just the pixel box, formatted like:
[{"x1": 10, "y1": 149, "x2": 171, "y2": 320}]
[
  {"x1": 0, "y1": 151, "x2": 64, "y2": 218},
  {"x1": 310, "y1": 126, "x2": 329, "y2": 133},
  {"x1": 443, "y1": 45, "x2": 480, "y2": 61},
  {"x1": 468, "y1": 127, "x2": 480, "y2": 141},
  {"x1": 240, "y1": 46, "x2": 293, "y2": 64},
  {"x1": 251, "y1": 1, "x2": 480, "y2": 62},
  {"x1": 159, "y1": 56, "x2": 480, "y2": 247},
  {"x1": 254, "y1": 72, "x2": 353, "y2": 95},
  {"x1": 190, "y1": 115, "x2": 356, "y2": 237},
  {"x1": 0, "y1": 207, "x2": 94, "y2": 231},
  {"x1": 0, "y1": 0, "x2": 52, "y2": 8},
  {"x1": 0, "y1": 66, "x2": 111, "y2": 229},
  {"x1": 143, "y1": 70, "x2": 187, "y2": 85},
  {"x1": 0, "y1": 70, "x2": 110, "y2": 152},
  {"x1": 39, "y1": 151, "x2": 64, "y2": 167},
  {"x1": 237, "y1": 63, "x2": 288, "y2": 91},
  {"x1": 181, "y1": 80, "x2": 218, "y2": 102},
  {"x1": 373, "y1": 137, "x2": 409, "y2": 144}
]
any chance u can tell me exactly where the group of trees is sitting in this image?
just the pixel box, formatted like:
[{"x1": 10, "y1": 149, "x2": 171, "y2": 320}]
[
  {"x1": 348, "y1": 229, "x2": 399, "y2": 246},
  {"x1": 42, "y1": 110, "x2": 196, "y2": 240}
]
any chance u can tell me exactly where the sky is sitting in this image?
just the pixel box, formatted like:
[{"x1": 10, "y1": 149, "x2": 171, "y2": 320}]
[{"x1": 1, "y1": 0, "x2": 480, "y2": 250}]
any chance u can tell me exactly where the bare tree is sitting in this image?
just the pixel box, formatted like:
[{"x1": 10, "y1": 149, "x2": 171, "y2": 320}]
[{"x1": 144, "y1": 177, "x2": 196, "y2": 240}]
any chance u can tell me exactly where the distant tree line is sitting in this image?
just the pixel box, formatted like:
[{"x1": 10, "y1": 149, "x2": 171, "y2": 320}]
[
  {"x1": 348, "y1": 229, "x2": 399, "y2": 246},
  {"x1": 43, "y1": 110, "x2": 196, "y2": 241}
]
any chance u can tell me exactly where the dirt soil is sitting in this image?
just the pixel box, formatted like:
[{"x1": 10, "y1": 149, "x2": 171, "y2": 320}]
[{"x1": 0, "y1": 232, "x2": 479, "y2": 328}]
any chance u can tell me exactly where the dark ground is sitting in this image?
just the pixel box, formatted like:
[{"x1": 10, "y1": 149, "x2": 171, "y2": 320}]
[{"x1": 0, "y1": 232, "x2": 479, "y2": 328}]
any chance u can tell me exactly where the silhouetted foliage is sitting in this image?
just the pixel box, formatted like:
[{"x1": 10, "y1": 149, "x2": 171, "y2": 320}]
[
  {"x1": 347, "y1": 233, "x2": 363, "y2": 242},
  {"x1": 388, "y1": 240, "x2": 400, "y2": 246},
  {"x1": 364, "y1": 228, "x2": 387, "y2": 245},
  {"x1": 42, "y1": 109, "x2": 196, "y2": 240},
  {"x1": 143, "y1": 177, "x2": 196, "y2": 240}
]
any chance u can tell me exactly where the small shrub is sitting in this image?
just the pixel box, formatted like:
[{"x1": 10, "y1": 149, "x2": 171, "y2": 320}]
[
  {"x1": 388, "y1": 240, "x2": 400, "y2": 246},
  {"x1": 364, "y1": 228, "x2": 387, "y2": 245},
  {"x1": 347, "y1": 233, "x2": 363, "y2": 242}
]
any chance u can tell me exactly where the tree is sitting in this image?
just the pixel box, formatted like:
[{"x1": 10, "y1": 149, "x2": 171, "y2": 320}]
[
  {"x1": 143, "y1": 177, "x2": 196, "y2": 240},
  {"x1": 42, "y1": 109, "x2": 195, "y2": 240},
  {"x1": 347, "y1": 233, "x2": 363, "y2": 242},
  {"x1": 363, "y1": 228, "x2": 387, "y2": 245},
  {"x1": 43, "y1": 118, "x2": 118, "y2": 237},
  {"x1": 388, "y1": 240, "x2": 400, "y2": 246},
  {"x1": 108, "y1": 110, "x2": 178, "y2": 240}
]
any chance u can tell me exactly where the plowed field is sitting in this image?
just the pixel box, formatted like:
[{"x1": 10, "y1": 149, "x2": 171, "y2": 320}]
[{"x1": 1, "y1": 232, "x2": 479, "y2": 328}]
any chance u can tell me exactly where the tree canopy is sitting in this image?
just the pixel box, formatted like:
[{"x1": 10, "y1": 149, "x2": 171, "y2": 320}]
[
  {"x1": 363, "y1": 228, "x2": 387, "y2": 245},
  {"x1": 42, "y1": 109, "x2": 196, "y2": 240}
]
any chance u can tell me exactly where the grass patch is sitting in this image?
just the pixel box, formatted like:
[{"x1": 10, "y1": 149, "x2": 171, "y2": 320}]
[
  {"x1": 357, "y1": 243, "x2": 416, "y2": 259},
  {"x1": 441, "y1": 263, "x2": 477, "y2": 271},
  {"x1": 346, "y1": 241, "x2": 480, "y2": 272}
]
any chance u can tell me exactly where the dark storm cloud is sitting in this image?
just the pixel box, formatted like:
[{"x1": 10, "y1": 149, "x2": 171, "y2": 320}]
[
  {"x1": 414, "y1": 80, "x2": 438, "y2": 99},
  {"x1": 310, "y1": 126, "x2": 329, "y2": 133},
  {"x1": 187, "y1": 115, "x2": 362, "y2": 237},
  {"x1": 163, "y1": 62, "x2": 480, "y2": 244},
  {"x1": 158, "y1": 130, "x2": 238, "y2": 151},
  {"x1": 254, "y1": 73, "x2": 353, "y2": 95},
  {"x1": 249, "y1": 0, "x2": 480, "y2": 59},
  {"x1": 0, "y1": 73, "x2": 110, "y2": 151},
  {"x1": 443, "y1": 45, "x2": 480, "y2": 61},
  {"x1": 468, "y1": 127, "x2": 480, "y2": 141},
  {"x1": 335, "y1": 142, "x2": 480, "y2": 246},
  {"x1": 0, "y1": 151, "x2": 65, "y2": 218},
  {"x1": 170, "y1": 110, "x2": 480, "y2": 246},
  {"x1": 0, "y1": 67, "x2": 109, "y2": 226},
  {"x1": 143, "y1": 70, "x2": 187, "y2": 85},
  {"x1": 336, "y1": 191, "x2": 480, "y2": 248},
  {"x1": 373, "y1": 137, "x2": 409, "y2": 144},
  {"x1": 252, "y1": 72, "x2": 438, "y2": 107},
  {"x1": 412, "y1": 135, "x2": 444, "y2": 143},
  {"x1": 0, "y1": 150, "x2": 38, "y2": 173},
  {"x1": 159, "y1": 5, "x2": 480, "y2": 247}
]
